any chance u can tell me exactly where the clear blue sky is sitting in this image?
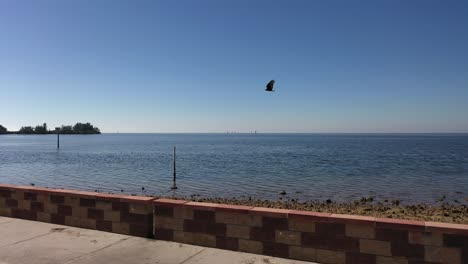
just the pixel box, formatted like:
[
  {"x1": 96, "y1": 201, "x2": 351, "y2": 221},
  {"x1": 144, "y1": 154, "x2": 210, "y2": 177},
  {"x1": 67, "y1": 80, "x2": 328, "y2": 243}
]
[{"x1": 1, "y1": 0, "x2": 467, "y2": 133}]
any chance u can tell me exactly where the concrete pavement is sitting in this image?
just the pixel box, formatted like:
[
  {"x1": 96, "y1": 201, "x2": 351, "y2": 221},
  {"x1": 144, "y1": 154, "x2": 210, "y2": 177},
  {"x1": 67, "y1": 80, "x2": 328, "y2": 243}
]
[{"x1": 0, "y1": 217, "x2": 316, "y2": 264}]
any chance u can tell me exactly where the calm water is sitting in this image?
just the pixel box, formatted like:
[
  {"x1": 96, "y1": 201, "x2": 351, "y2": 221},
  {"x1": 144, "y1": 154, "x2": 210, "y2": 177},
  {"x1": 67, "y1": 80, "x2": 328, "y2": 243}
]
[{"x1": 1, "y1": 134, "x2": 467, "y2": 204}]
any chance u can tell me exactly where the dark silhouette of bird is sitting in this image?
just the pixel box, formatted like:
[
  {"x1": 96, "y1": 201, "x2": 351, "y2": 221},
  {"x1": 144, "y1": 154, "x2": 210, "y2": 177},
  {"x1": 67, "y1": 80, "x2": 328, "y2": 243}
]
[{"x1": 265, "y1": 80, "x2": 275, "y2": 92}]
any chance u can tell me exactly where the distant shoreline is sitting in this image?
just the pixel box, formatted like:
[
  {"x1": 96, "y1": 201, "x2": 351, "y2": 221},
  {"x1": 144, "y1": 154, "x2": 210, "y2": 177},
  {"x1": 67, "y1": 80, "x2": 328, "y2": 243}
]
[{"x1": 2, "y1": 131, "x2": 100, "y2": 135}]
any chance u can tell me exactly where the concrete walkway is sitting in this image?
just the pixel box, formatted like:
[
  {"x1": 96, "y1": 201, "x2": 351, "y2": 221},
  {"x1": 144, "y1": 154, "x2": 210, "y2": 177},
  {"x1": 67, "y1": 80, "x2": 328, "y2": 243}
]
[{"x1": 0, "y1": 217, "x2": 316, "y2": 264}]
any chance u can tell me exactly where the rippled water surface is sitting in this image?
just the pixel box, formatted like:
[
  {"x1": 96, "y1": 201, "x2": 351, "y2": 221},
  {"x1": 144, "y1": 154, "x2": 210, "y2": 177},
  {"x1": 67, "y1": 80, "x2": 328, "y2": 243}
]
[{"x1": 1, "y1": 134, "x2": 467, "y2": 203}]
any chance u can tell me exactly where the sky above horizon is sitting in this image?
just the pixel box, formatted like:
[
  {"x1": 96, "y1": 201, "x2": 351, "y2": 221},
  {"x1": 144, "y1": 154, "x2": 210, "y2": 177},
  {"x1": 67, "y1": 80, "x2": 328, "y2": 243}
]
[{"x1": 1, "y1": 0, "x2": 468, "y2": 133}]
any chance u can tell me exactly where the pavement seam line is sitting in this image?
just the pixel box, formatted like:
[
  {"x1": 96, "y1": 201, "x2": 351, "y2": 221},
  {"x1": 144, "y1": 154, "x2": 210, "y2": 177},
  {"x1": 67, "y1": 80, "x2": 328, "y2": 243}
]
[
  {"x1": 179, "y1": 247, "x2": 207, "y2": 264},
  {"x1": 64, "y1": 236, "x2": 132, "y2": 264},
  {"x1": 0, "y1": 231, "x2": 54, "y2": 248}
]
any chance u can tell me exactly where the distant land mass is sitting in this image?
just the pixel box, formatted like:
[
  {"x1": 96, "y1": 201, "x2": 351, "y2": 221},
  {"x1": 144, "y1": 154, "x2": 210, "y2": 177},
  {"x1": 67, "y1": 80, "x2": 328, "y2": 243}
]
[{"x1": 0, "y1": 122, "x2": 101, "y2": 135}]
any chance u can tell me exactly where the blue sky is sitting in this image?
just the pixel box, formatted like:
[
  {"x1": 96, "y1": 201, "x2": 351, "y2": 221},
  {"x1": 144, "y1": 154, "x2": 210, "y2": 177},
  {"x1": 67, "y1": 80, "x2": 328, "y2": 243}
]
[{"x1": 1, "y1": 0, "x2": 467, "y2": 133}]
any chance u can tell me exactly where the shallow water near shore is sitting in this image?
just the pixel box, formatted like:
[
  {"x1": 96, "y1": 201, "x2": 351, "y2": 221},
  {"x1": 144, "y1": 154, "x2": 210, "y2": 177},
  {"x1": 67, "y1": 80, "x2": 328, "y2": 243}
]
[{"x1": 0, "y1": 133, "x2": 467, "y2": 204}]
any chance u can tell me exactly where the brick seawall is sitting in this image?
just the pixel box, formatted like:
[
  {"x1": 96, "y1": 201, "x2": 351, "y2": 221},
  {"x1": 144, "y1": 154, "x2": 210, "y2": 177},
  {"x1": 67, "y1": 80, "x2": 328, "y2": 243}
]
[{"x1": 1, "y1": 184, "x2": 467, "y2": 264}]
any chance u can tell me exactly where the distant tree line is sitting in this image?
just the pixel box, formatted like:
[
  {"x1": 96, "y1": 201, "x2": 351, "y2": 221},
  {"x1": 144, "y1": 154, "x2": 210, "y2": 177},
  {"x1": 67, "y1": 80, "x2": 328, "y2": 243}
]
[{"x1": 0, "y1": 123, "x2": 101, "y2": 135}]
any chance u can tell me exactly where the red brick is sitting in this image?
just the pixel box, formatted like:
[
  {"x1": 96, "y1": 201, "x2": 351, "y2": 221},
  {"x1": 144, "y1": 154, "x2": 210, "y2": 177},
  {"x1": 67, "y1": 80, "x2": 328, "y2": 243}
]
[
  {"x1": 129, "y1": 224, "x2": 151, "y2": 238},
  {"x1": 302, "y1": 232, "x2": 327, "y2": 248},
  {"x1": 250, "y1": 227, "x2": 276, "y2": 242},
  {"x1": 426, "y1": 222, "x2": 468, "y2": 236},
  {"x1": 112, "y1": 201, "x2": 129, "y2": 212},
  {"x1": 51, "y1": 214, "x2": 65, "y2": 225},
  {"x1": 30, "y1": 202, "x2": 44, "y2": 212},
  {"x1": 376, "y1": 218, "x2": 425, "y2": 231},
  {"x1": 57, "y1": 204, "x2": 73, "y2": 216},
  {"x1": 80, "y1": 198, "x2": 96, "y2": 207},
  {"x1": 391, "y1": 242, "x2": 424, "y2": 258},
  {"x1": 262, "y1": 242, "x2": 289, "y2": 258},
  {"x1": 50, "y1": 195, "x2": 65, "y2": 204},
  {"x1": 329, "y1": 237, "x2": 359, "y2": 251},
  {"x1": 376, "y1": 228, "x2": 408, "y2": 242},
  {"x1": 96, "y1": 220, "x2": 113, "y2": 232},
  {"x1": 316, "y1": 222, "x2": 346, "y2": 237},
  {"x1": 216, "y1": 236, "x2": 239, "y2": 251},
  {"x1": 121, "y1": 212, "x2": 150, "y2": 224},
  {"x1": 155, "y1": 228, "x2": 174, "y2": 240},
  {"x1": 0, "y1": 189, "x2": 12, "y2": 198},
  {"x1": 183, "y1": 220, "x2": 226, "y2": 236},
  {"x1": 87, "y1": 208, "x2": 104, "y2": 220},
  {"x1": 11, "y1": 208, "x2": 37, "y2": 221},
  {"x1": 346, "y1": 252, "x2": 376, "y2": 264},
  {"x1": 263, "y1": 216, "x2": 288, "y2": 230},
  {"x1": 194, "y1": 210, "x2": 215, "y2": 223},
  {"x1": 24, "y1": 192, "x2": 37, "y2": 201},
  {"x1": 155, "y1": 206, "x2": 173, "y2": 217},
  {"x1": 5, "y1": 199, "x2": 18, "y2": 208},
  {"x1": 407, "y1": 261, "x2": 440, "y2": 264},
  {"x1": 443, "y1": 234, "x2": 468, "y2": 247}
]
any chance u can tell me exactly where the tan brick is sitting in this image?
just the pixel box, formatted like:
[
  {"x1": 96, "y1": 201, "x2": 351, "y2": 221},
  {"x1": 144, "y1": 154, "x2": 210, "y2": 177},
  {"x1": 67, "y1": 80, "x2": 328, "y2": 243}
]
[
  {"x1": 346, "y1": 224, "x2": 375, "y2": 239},
  {"x1": 376, "y1": 256, "x2": 408, "y2": 264},
  {"x1": 193, "y1": 233, "x2": 216, "y2": 247},
  {"x1": 64, "y1": 196, "x2": 80, "y2": 206},
  {"x1": 173, "y1": 206, "x2": 193, "y2": 219},
  {"x1": 409, "y1": 231, "x2": 443, "y2": 246},
  {"x1": 316, "y1": 249, "x2": 345, "y2": 264},
  {"x1": 44, "y1": 203, "x2": 58, "y2": 214},
  {"x1": 37, "y1": 212, "x2": 50, "y2": 223},
  {"x1": 155, "y1": 217, "x2": 184, "y2": 230},
  {"x1": 360, "y1": 239, "x2": 391, "y2": 256},
  {"x1": 0, "y1": 208, "x2": 12, "y2": 217},
  {"x1": 80, "y1": 218, "x2": 96, "y2": 229},
  {"x1": 226, "y1": 225, "x2": 250, "y2": 239},
  {"x1": 425, "y1": 246, "x2": 461, "y2": 264},
  {"x1": 173, "y1": 231, "x2": 215, "y2": 247},
  {"x1": 65, "y1": 216, "x2": 81, "y2": 227},
  {"x1": 215, "y1": 211, "x2": 249, "y2": 225},
  {"x1": 275, "y1": 230, "x2": 301, "y2": 245},
  {"x1": 36, "y1": 194, "x2": 49, "y2": 203},
  {"x1": 289, "y1": 246, "x2": 316, "y2": 262},
  {"x1": 238, "y1": 239, "x2": 262, "y2": 254},
  {"x1": 12, "y1": 191, "x2": 24, "y2": 200},
  {"x1": 289, "y1": 217, "x2": 316, "y2": 232},
  {"x1": 72, "y1": 207, "x2": 88, "y2": 218},
  {"x1": 249, "y1": 214, "x2": 262, "y2": 227},
  {"x1": 103, "y1": 210, "x2": 120, "y2": 222},
  {"x1": 129, "y1": 203, "x2": 149, "y2": 214},
  {"x1": 112, "y1": 222, "x2": 130, "y2": 235},
  {"x1": 96, "y1": 200, "x2": 113, "y2": 211},
  {"x1": 174, "y1": 231, "x2": 194, "y2": 244},
  {"x1": 19, "y1": 200, "x2": 31, "y2": 210}
]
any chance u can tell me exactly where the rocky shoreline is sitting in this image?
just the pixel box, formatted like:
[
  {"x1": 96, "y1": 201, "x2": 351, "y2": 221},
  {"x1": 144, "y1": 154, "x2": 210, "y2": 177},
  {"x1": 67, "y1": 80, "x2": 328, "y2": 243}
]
[{"x1": 158, "y1": 195, "x2": 468, "y2": 224}]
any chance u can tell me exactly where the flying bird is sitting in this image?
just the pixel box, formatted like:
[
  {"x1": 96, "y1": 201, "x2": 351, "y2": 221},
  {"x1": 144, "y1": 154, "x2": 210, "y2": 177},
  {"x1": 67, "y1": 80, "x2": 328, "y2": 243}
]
[{"x1": 265, "y1": 80, "x2": 275, "y2": 92}]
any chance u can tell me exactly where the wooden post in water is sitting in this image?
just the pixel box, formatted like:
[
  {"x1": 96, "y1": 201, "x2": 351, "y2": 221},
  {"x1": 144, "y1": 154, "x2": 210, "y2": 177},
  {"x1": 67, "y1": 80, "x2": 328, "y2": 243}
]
[
  {"x1": 57, "y1": 132, "x2": 60, "y2": 149},
  {"x1": 171, "y1": 146, "x2": 178, "y2": 189}
]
